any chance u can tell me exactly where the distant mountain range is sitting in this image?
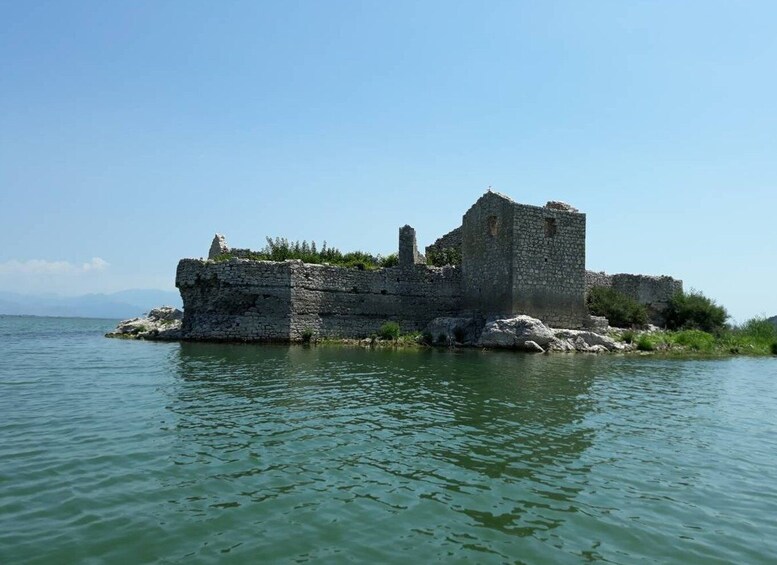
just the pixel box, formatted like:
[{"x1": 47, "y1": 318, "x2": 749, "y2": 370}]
[{"x1": 0, "y1": 289, "x2": 182, "y2": 320}]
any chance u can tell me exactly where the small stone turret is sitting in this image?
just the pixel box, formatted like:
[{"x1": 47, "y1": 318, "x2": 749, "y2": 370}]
[
  {"x1": 398, "y1": 225, "x2": 425, "y2": 268},
  {"x1": 208, "y1": 234, "x2": 229, "y2": 259}
]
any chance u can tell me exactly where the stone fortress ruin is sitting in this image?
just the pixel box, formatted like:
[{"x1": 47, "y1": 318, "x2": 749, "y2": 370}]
[{"x1": 175, "y1": 191, "x2": 682, "y2": 342}]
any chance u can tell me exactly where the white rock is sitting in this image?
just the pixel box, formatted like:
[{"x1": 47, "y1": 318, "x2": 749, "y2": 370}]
[
  {"x1": 553, "y1": 329, "x2": 623, "y2": 351},
  {"x1": 478, "y1": 315, "x2": 555, "y2": 349},
  {"x1": 106, "y1": 305, "x2": 184, "y2": 340}
]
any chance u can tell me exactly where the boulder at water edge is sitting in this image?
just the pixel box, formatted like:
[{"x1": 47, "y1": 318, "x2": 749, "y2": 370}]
[
  {"x1": 477, "y1": 315, "x2": 555, "y2": 351},
  {"x1": 106, "y1": 306, "x2": 183, "y2": 340}
]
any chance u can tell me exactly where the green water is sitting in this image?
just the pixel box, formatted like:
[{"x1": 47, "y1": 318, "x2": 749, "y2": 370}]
[{"x1": 1, "y1": 316, "x2": 776, "y2": 563}]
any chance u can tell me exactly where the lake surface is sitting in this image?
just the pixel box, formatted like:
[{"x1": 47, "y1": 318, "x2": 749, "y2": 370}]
[{"x1": 1, "y1": 315, "x2": 776, "y2": 564}]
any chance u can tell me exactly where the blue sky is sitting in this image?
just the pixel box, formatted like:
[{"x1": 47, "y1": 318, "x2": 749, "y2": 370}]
[{"x1": 1, "y1": 0, "x2": 775, "y2": 322}]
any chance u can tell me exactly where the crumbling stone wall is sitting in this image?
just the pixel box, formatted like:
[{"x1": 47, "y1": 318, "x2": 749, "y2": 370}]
[
  {"x1": 289, "y1": 262, "x2": 461, "y2": 340},
  {"x1": 176, "y1": 259, "x2": 293, "y2": 341},
  {"x1": 512, "y1": 202, "x2": 587, "y2": 328},
  {"x1": 176, "y1": 258, "x2": 462, "y2": 341},
  {"x1": 425, "y1": 226, "x2": 462, "y2": 258},
  {"x1": 461, "y1": 192, "x2": 516, "y2": 315},
  {"x1": 585, "y1": 271, "x2": 683, "y2": 325},
  {"x1": 206, "y1": 233, "x2": 255, "y2": 260},
  {"x1": 398, "y1": 225, "x2": 425, "y2": 267}
]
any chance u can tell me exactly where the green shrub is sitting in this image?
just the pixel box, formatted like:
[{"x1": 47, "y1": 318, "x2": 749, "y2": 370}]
[
  {"x1": 301, "y1": 327, "x2": 314, "y2": 343},
  {"x1": 663, "y1": 290, "x2": 728, "y2": 333},
  {"x1": 380, "y1": 253, "x2": 399, "y2": 268},
  {"x1": 674, "y1": 329, "x2": 715, "y2": 351},
  {"x1": 587, "y1": 286, "x2": 648, "y2": 327},
  {"x1": 621, "y1": 330, "x2": 635, "y2": 344},
  {"x1": 427, "y1": 247, "x2": 462, "y2": 267},
  {"x1": 378, "y1": 321, "x2": 400, "y2": 340},
  {"x1": 771, "y1": 342, "x2": 777, "y2": 355},
  {"x1": 738, "y1": 317, "x2": 777, "y2": 341},
  {"x1": 213, "y1": 237, "x2": 397, "y2": 270},
  {"x1": 636, "y1": 335, "x2": 655, "y2": 351}
]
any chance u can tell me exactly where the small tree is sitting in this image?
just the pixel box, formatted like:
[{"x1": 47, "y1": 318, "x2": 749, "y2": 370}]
[
  {"x1": 587, "y1": 286, "x2": 648, "y2": 327},
  {"x1": 663, "y1": 290, "x2": 728, "y2": 334},
  {"x1": 378, "y1": 321, "x2": 400, "y2": 340}
]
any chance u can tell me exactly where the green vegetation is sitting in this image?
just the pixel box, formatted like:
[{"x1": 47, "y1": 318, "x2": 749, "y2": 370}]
[
  {"x1": 378, "y1": 321, "x2": 401, "y2": 341},
  {"x1": 426, "y1": 246, "x2": 462, "y2": 267},
  {"x1": 380, "y1": 253, "x2": 399, "y2": 268},
  {"x1": 587, "y1": 286, "x2": 648, "y2": 327},
  {"x1": 621, "y1": 317, "x2": 776, "y2": 356},
  {"x1": 214, "y1": 237, "x2": 399, "y2": 270},
  {"x1": 664, "y1": 290, "x2": 728, "y2": 333},
  {"x1": 636, "y1": 334, "x2": 656, "y2": 351},
  {"x1": 301, "y1": 327, "x2": 314, "y2": 343}
]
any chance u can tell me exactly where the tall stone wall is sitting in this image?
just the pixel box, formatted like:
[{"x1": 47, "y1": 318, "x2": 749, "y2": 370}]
[
  {"x1": 512, "y1": 203, "x2": 587, "y2": 328},
  {"x1": 585, "y1": 271, "x2": 683, "y2": 325},
  {"x1": 461, "y1": 192, "x2": 516, "y2": 315},
  {"x1": 176, "y1": 258, "x2": 462, "y2": 341}
]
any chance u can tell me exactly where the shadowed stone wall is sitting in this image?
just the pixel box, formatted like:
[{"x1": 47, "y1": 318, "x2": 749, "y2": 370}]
[
  {"x1": 461, "y1": 192, "x2": 515, "y2": 315},
  {"x1": 176, "y1": 259, "x2": 293, "y2": 341},
  {"x1": 176, "y1": 258, "x2": 461, "y2": 341}
]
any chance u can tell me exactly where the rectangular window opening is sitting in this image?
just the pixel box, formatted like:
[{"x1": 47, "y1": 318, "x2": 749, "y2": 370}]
[{"x1": 545, "y1": 218, "x2": 557, "y2": 238}]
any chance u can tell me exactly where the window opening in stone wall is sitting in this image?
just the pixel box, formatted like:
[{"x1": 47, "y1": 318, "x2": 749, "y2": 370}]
[
  {"x1": 487, "y1": 215, "x2": 500, "y2": 237},
  {"x1": 544, "y1": 218, "x2": 557, "y2": 238}
]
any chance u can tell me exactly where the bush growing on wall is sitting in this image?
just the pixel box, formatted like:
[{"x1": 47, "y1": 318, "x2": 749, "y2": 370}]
[
  {"x1": 586, "y1": 286, "x2": 648, "y2": 327},
  {"x1": 663, "y1": 290, "x2": 728, "y2": 333},
  {"x1": 426, "y1": 247, "x2": 462, "y2": 267},
  {"x1": 215, "y1": 237, "x2": 399, "y2": 270}
]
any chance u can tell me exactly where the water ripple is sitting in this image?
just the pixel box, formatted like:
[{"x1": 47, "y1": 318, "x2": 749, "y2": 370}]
[{"x1": 1, "y1": 318, "x2": 777, "y2": 563}]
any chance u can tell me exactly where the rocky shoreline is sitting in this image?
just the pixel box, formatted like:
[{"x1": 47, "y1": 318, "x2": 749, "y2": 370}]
[
  {"x1": 105, "y1": 306, "x2": 183, "y2": 341},
  {"x1": 107, "y1": 308, "x2": 640, "y2": 353}
]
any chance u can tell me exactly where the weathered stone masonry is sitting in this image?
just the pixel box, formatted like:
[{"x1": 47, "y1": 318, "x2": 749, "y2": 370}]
[
  {"x1": 176, "y1": 190, "x2": 682, "y2": 341},
  {"x1": 176, "y1": 256, "x2": 461, "y2": 342}
]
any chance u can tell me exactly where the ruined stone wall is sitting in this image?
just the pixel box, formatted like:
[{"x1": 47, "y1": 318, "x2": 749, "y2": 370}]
[
  {"x1": 585, "y1": 271, "x2": 683, "y2": 325},
  {"x1": 512, "y1": 204, "x2": 587, "y2": 328},
  {"x1": 176, "y1": 259, "x2": 293, "y2": 341},
  {"x1": 289, "y1": 263, "x2": 461, "y2": 339},
  {"x1": 399, "y1": 225, "x2": 425, "y2": 267},
  {"x1": 425, "y1": 226, "x2": 462, "y2": 257},
  {"x1": 461, "y1": 192, "x2": 515, "y2": 315},
  {"x1": 176, "y1": 258, "x2": 462, "y2": 341}
]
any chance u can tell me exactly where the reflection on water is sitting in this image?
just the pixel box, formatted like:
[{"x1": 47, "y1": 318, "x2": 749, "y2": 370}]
[
  {"x1": 1, "y1": 316, "x2": 777, "y2": 564},
  {"x1": 169, "y1": 345, "x2": 598, "y2": 553}
]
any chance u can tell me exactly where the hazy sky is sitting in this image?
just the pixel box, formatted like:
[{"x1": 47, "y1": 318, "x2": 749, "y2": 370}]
[{"x1": 1, "y1": 1, "x2": 775, "y2": 322}]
